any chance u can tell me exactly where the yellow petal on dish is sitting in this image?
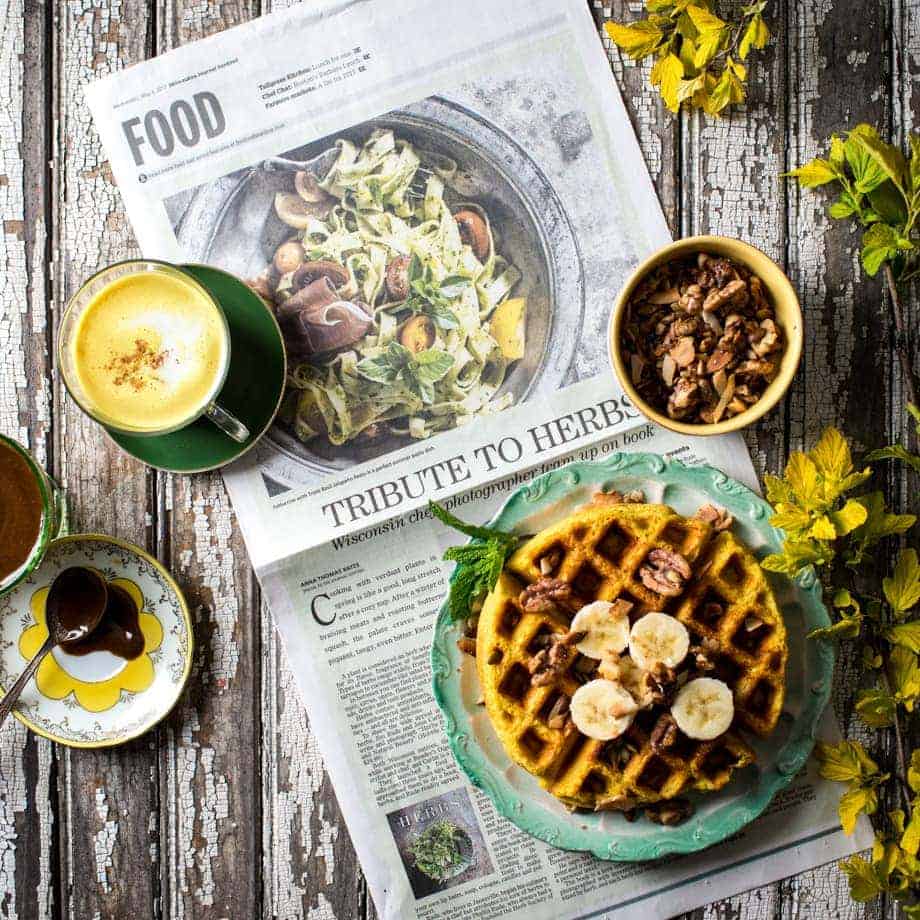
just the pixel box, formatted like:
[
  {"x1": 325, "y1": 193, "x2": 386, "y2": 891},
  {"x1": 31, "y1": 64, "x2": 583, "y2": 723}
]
[
  {"x1": 74, "y1": 679, "x2": 124, "y2": 713},
  {"x1": 35, "y1": 654, "x2": 75, "y2": 701},
  {"x1": 489, "y1": 297, "x2": 526, "y2": 360},
  {"x1": 138, "y1": 612, "x2": 163, "y2": 654},
  {"x1": 19, "y1": 623, "x2": 48, "y2": 660},
  {"x1": 118, "y1": 654, "x2": 155, "y2": 695}
]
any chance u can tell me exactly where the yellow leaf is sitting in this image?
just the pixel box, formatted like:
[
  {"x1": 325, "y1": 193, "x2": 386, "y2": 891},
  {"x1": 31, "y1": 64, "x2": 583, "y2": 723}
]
[
  {"x1": 693, "y1": 27, "x2": 725, "y2": 69},
  {"x1": 909, "y1": 750, "x2": 920, "y2": 793},
  {"x1": 605, "y1": 20, "x2": 666, "y2": 60},
  {"x1": 809, "y1": 427, "x2": 852, "y2": 482},
  {"x1": 828, "y1": 498, "x2": 869, "y2": 536},
  {"x1": 686, "y1": 4, "x2": 727, "y2": 32},
  {"x1": 889, "y1": 645, "x2": 920, "y2": 702},
  {"x1": 810, "y1": 516, "x2": 837, "y2": 540},
  {"x1": 739, "y1": 13, "x2": 770, "y2": 59},
  {"x1": 727, "y1": 56, "x2": 746, "y2": 80},
  {"x1": 885, "y1": 548, "x2": 920, "y2": 613},
  {"x1": 651, "y1": 53, "x2": 686, "y2": 113},
  {"x1": 902, "y1": 806, "x2": 920, "y2": 856},
  {"x1": 815, "y1": 739, "x2": 879, "y2": 783},
  {"x1": 839, "y1": 786, "x2": 876, "y2": 835},
  {"x1": 785, "y1": 452, "x2": 821, "y2": 509}
]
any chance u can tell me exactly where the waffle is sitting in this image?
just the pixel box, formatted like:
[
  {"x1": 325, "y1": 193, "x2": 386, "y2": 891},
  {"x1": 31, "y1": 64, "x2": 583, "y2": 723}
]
[{"x1": 475, "y1": 503, "x2": 784, "y2": 812}]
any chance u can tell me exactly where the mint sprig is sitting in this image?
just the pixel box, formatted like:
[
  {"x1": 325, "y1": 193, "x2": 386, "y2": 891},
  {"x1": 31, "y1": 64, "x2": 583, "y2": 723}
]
[{"x1": 429, "y1": 501, "x2": 519, "y2": 621}]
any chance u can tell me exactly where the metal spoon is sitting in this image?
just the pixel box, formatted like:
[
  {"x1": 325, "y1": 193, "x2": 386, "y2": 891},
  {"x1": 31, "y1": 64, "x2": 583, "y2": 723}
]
[{"x1": 0, "y1": 567, "x2": 108, "y2": 728}]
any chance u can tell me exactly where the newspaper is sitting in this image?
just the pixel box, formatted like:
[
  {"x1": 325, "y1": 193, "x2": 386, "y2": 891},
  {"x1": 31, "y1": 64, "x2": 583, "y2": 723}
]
[{"x1": 83, "y1": 0, "x2": 872, "y2": 917}]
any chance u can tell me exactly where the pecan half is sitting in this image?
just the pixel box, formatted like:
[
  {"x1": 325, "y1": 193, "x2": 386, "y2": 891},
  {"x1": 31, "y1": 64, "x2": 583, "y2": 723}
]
[
  {"x1": 694, "y1": 503, "x2": 734, "y2": 532},
  {"x1": 639, "y1": 549, "x2": 692, "y2": 597},
  {"x1": 519, "y1": 578, "x2": 578, "y2": 616},
  {"x1": 650, "y1": 714, "x2": 680, "y2": 753}
]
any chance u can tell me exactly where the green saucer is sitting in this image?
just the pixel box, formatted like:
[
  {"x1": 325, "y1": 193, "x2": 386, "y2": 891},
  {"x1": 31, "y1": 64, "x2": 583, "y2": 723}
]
[{"x1": 106, "y1": 264, "x2": 286, "y2": 473}]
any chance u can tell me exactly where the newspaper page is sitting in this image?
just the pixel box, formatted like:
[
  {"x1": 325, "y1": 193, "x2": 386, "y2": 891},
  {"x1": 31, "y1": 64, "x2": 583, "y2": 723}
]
[{"x1": 83, "y1": 0, "x2": 872, "y2": 917}]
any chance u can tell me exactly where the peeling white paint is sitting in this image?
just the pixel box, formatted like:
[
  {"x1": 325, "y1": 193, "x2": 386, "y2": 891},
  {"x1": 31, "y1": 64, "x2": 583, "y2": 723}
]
[{"x1": 93, "y1": 787, "x2": 117, "y2": 894}]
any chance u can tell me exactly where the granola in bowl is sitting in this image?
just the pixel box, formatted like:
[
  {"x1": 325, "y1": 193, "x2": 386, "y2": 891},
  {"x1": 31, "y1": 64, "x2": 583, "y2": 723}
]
[{"x1": 620, "y1": 251, "x2": 785, "y2": 425}]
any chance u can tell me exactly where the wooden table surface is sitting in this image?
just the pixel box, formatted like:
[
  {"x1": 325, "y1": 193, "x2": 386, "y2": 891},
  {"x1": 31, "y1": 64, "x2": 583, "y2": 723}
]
[{"x1": 1, "y1": 0, "x2": 917, "y2": 917}]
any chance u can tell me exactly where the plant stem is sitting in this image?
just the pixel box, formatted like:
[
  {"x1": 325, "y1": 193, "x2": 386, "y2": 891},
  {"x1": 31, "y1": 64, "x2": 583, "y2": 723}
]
[
  {"x1": 883, "y1": 263, "x2": 919, "y2": 411},
  {"x1": 880, "y1": 660, "x2": 913, "y2": 813}
]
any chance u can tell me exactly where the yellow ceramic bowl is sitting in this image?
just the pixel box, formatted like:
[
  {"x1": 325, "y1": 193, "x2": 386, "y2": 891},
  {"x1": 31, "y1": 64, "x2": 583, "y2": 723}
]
[{"x1": 608, "y1": 235, "x2": 803, "y2": 437}]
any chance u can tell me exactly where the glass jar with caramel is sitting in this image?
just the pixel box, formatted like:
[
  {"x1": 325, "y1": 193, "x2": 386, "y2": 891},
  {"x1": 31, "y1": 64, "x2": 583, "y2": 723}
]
[{"x1": 0, "y1": 435, "x2": 67, "y2": 596}]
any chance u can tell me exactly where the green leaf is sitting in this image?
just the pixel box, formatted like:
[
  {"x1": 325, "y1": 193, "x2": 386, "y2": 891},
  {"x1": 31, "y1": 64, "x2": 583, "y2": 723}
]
[
  {"x1": 861, "y1": 222, "x2": 901, "y2": 276},
  {"x1": 839, "y1": 786, "x2": 877, "y2": 834},
  {"x1": 707, "y1": 65, "x2": 744, "y2": 114},
  {"x1": 855, "y1": 687, "x2": 896, "y2": 727},
  {"x1": 784, "y1": 158, "x2": 840, "y2": 188},
  {"x1": 429, "y1": 501, "x2": 517, "y2": 546},
  {"x1": 814, "y1": 739, "x2": 879, "y2": 783},
  {"x1": 445, "y1": 563, "x2": 481, "y2": 621},
  {"x1": 738, "y1": 13, "x2": 769, "y2": 59},
  {"x1": 889, "y1": 645, "x2": 920, "y2": 704},
  {"x1": 438, "y1": 276, "x2": 470, "y2": 298},
  {"x1": 851, "y1": 126, "x2": 909, "y2": 192},
  {"x1": 650, "y1": 53, "x2": 685, "y2": 113},
  {"x1": 829, "y1": 195, "x2": 858, "y2": 219},
  {"x1": 887, "y1": 621, "x2": 920, "y2": 654},
  {"x1": 605, "y1": 20, "x2": 667, "y2": 59},
  {"x1": 840, "y1": 856, "x2": 884, "y2": 902},
  {"x1": 866, "y1": 443, "x2": 920, "y2": 474},
  {"x1": 355, "y1": 353, "x2": 400, "y2": 384},
  {"x1": 846, "y1": 125, "x2": 891, "y2": 194},
  {"x1": 412, "y1": 348, "x2": 454, "y2": 385},
  {"x1": 868, "y1": 180, "x2": 909, "y2": 224},
  {"x1": 885, "y1": 549, "x2": 920, "y2": 614}
]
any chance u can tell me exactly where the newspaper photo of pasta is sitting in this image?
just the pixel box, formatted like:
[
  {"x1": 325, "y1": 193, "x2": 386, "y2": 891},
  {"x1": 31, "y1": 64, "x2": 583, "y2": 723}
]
[
  {"x1": 250, "y1": 128, "x2": 525, "y2": 452},
  {"x1": 167, "y1": 95, "x2": 585, "y2": 486}
]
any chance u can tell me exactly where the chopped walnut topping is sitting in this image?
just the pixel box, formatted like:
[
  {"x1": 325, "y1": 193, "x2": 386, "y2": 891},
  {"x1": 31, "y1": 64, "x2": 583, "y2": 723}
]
[
  {"x1": 638, "y1": 548, "x2": 692, "y2": 597},
  {"x1": 519, "y1": 578, "x2": 578, "y2": 616},
  {"x1": 695, "y1": 503, "x2": 734, "y2": 532},
  {"x1": 690, "y1": 637, "x2": 721, "y2": 672},
  {"x1": 644, "y1": 798, "x2": 695, "y2": 826},
  {"x1": 546, "y1": 695, "x2": 571, "y2": 730},
  {"x1": 456, "y1": 637, "x2": 476, "y2": 657},
  {"x1": 650, "y1": 714, "x2": 680, "y2": 753},
  {"x1": 621, "y1": 252, "x2": 784, "y2": 424},
  {"x1": 644, "y1": 662, "x2": 679, "y2": 706},
  {"x1": 528, "y1": 631, "x2": 581, "y2": 686},
  {"x1": 595, "y1": 794, "x2": 642, "y2": 813},
  {"x1": 539, "y1": 551, "x2": 561, "y2": 575}
]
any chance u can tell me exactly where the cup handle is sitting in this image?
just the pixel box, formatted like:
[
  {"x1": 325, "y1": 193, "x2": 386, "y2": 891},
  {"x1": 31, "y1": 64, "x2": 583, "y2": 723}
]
[{"x1": 205, "y1": 402, "x2": 250, "y2": 443}]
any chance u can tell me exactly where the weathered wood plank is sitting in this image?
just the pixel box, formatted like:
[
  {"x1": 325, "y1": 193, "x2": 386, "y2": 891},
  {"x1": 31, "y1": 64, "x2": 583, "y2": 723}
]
[
  {"x1": 53, "y1": 3, "x2": 159, "y2": 918},
  {"x1": 784, "y1": 0, "x2": 892, "y2": 916},
  {"x1": 154, "y1": 3, "x2": 263, "y2": 917},
  {"x1": 0, "y1": 2, "x2": 56, "y2": 917}
]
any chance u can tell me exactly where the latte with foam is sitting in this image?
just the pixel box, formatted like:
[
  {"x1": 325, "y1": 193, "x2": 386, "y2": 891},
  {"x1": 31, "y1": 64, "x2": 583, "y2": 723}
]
[{"x1": 69, "y1": 271, "x2": 228, "y2": 432}]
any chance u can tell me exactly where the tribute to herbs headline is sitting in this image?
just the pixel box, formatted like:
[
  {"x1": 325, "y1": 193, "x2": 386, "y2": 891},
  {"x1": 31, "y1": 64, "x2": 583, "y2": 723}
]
[{"x1": 320, "y1": 396, "x2": 640, "y2": 527}]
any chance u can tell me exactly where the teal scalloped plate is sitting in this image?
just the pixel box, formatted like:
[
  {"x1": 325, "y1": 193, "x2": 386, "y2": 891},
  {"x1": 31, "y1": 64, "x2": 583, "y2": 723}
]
[{"x1": 431, "y1": 452, "x2": 834, "y2": 861}]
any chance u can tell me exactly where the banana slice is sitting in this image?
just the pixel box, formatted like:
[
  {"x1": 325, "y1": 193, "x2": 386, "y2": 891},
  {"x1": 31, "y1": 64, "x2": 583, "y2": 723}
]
[
  {"x1": 569, "y1": 679, "x2": 638, "y2": 741},
  {"x1": 570, "y1": 601, "x2": 631, "y2": 659},
  {"x1": 671, "y1": 677, "x2": 734, "y2": 741},
  {"x1": 628, "y1": 612, "x2": 690, "y2": 671}
]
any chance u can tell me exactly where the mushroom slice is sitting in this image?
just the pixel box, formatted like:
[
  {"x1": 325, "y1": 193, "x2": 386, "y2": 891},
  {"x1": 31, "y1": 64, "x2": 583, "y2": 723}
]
[
  {"x1": 453, "y1": 209, "x2": 490, "y2": 261},
  {"x1": 291, "y1": 260, "x2": 349, "y2": 292},
  {"x1": 274, "y1": 192, "x2": 330, "y2": 229}
]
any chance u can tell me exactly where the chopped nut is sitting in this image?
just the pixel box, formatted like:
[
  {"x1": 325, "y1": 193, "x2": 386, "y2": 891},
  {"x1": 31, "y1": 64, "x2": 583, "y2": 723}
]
[
  {"x1": 539, "y1": 551, "x2": 561, "y2": 576},
  {"x1": 620, "y1": 252, "x2": 782, "y2": 425},
  {"x1": 528, "y1": 631, "x2": 577, "y2": 686},
  {"x1": 457, "y1": 637, "x2": 477, "y2": 657},
  {"x1": 644, "y1": 663, "x2": 679, "y2": 706},
  {"x1": 590, "y1": 489, "x2": 624, "y2": 506},
  {"x1": 690, "y1": 637, "x2": 721, "y2": 672},
  {"x1": 623, "y1": 489, "x2": 646, "y2": 503},
  {"x1": 744, "y1": 615, "x2": 765, "y2": 632},
  {"x1": 695, "y1": 503, "x2": 734, "y2": 532},
  {"x1": 639, "y1": 548, "x2": 692, "y2": 597},
  {"x1": 644, "y1": 798, "x2": 695, "y2": 826},
  {"x1": 650, "y1": 714, "x2": 679, "y2": 752},
  {"x1": 595, "y1": 794, "x2": 641, "y2": 813},
  {"x1": 546, "y1": 695, "x2": 570, "y2": 729}
]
